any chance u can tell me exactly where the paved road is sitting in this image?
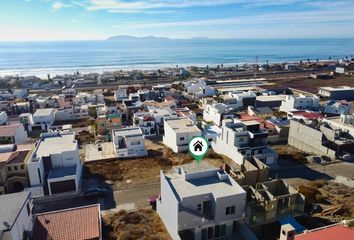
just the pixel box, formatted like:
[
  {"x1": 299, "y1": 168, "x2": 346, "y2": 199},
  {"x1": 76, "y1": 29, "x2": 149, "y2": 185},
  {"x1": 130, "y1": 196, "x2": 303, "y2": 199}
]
[
  {"x1": 113, "y1": 182, "x2": 160, "y2": 210},
  {"x1": 270, "y1": 161, "x2": 354, "y2": 182}
]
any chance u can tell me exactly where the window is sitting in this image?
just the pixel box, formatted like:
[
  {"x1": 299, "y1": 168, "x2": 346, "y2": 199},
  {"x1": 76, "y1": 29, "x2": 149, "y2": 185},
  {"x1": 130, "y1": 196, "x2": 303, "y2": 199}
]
[
  {"x1": 220, "y1": 224, "x2": 226, "y2": 236},
  {"x1": 37, "y1": 168, "x2": 42, "y2": 184},
  {"x1": 231, "y1": 206, "x2": 235, "y2": 214},
  {"x1": 21, "y1": 164, "x2": 24, "y2": 170},
  {"x1": 26, "y1": 202, "x2": 31, "y2": 216},
  {"x1": 180, "y1": 137, "x2": 185, "y2": 141},
  {"x1": 207, "y1": 227, "x2": 213, "y2": 239},
  {"x1": 14, "y1": 166, "x2": 18, "y2": 171},
  {"x1": 197, "y1": 204, "x2": 202, "y2": 211},
  {"x1": 226, "y1": 206, "x2": 235, "y2": 215},
  {"x1": 214, "y1": 225, "x2": 220, "y2": 238},
  {"x1": 239, "y1": 137, "x2": 244, "y2": 142},
  {"x1": 7, "y1": 166, "x2": 11, "y2": 171},
  {"x1": 201, "y1": 228, "x2": 207, "y2": 240}
]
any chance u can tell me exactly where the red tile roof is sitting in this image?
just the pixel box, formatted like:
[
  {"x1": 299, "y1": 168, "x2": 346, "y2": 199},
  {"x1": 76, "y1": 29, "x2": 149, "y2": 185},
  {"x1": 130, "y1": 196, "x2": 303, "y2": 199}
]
[
  {"x1": 33, "y1": 204, "x2": 101, "y2": 240},
  {"x1": 295, "y1": 225, "x2": 354, "y2": 240},
  {"x1": 291, "y1": 111, "x2": 324, "y2": 120}
]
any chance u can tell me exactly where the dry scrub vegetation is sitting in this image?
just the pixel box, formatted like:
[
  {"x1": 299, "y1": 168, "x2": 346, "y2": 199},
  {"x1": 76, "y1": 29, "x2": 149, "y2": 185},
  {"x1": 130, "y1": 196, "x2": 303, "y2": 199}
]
[
  {"x1": 103, "y1": 209, "x2": 171, "y2": 240},
  {"x1": 84, "y1": 138, "x2": 225, "y2": 189},
  {"x1": 298, "y1": 179, "x2": 354, "y2": 222}
]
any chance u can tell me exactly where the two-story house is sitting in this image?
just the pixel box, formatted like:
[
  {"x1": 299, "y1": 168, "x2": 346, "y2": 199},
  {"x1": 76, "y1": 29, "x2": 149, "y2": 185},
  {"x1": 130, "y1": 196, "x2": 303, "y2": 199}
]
[
  {"x1": 0, "y1": 192, "x2": 33, "y2": 240},
  {"x1": 279, "y1": 94, "x2": 320, "y2": 113},
  {"x1": 0, "y1": 144, "x2": 33, "y2": 195},
  {"x1": 163, "y1": 118, "x2": 201, "y2": 153},
  {"x1": 203, "y1": 102, "x2": 234, "y2": 126},
  {"x1": 0, "y1": 124, "x2": 28, "y2": 145},
  {"x1": 212, "y1": 119, "x2": 278, "y2": 166},
  {"x1": 32, "y1": 108, "x2": 57, "y2": 131},
  {"x1": 27, "y1": 132, "x2": 82, "y2": 196},
  {"x1": 112, "y1": 127, "x2": 148, "y2": 158},
  {"x1": 133, "y1": 111, "x2": 156, "y2": 136},
  {"x1": 157, "y1": 162, "x2": 248, "y2": 240}
]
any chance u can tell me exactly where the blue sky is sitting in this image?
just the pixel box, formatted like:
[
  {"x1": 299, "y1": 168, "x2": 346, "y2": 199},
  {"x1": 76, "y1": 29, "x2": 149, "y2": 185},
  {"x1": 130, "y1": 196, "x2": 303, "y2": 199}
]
[{"x1": 1, "y1": 0, "x2": 354, "y2": 41}]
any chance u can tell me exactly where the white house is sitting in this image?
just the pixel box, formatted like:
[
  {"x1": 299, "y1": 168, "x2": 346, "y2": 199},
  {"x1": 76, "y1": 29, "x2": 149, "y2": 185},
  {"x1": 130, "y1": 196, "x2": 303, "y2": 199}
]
[
  {"x1": 175, "y1": 107, "x2": 197, "y2": 123},
  {"x1": 183, "y1": 79, "x2": 216, "y2": 98},
  {"x1": 27, "y1": 132, "x2": 82, "y2": 196},
  {"x1": 203, "y1": 102, "x2": 234, "y2": 126},
  {"x1": 0, "y1": 192, "x2": 33, "y2": 240},
  {"x1": 163, "y1": 118, "x2": 201, "y2": 153},
  {"x1": 323, "y1": 100, "x2": 352, "y2": 116},
  {"x1": 133, "y1": 111, "x2": 156, "y2": 136},
  {"x1": 114, "y1": 88, "x2": 128, "y2": 101},
  {"x1": 279, "y1": 94, "x2": 320, "y2": 113},
  {"x1": 55, "y1": 106, "x2": 88, "y2": 121},
  {"x1": 32, "y1": 108, "x2": 57, "y2": 131},
  {"x1": 0, "y1": 111, "x2": 8, "y2": 125},
  {"x1": 157, "y1": 162, "x2": 247, "y2": 240},
  {"x1": 212, "y1": 119, "x2": 278, "y2": 166},
  {"x1": 73, "y1": 92, "x2": 104, "y2": 105},
  {"x1": 201, "y1": 123, "x2": 221, "y2": 146},
  {"x1": 221, "y1": 91, "x2": 257, "y2": 110},
  {"x1": 61, "y1": 86, "x2": 76, "y2": 98},
  {"x1": 0, "y1": 124, "x2": 28, "y2": 144},
  {"x1": 112, "y1": 127, "x2": 148, "y2": 158}
]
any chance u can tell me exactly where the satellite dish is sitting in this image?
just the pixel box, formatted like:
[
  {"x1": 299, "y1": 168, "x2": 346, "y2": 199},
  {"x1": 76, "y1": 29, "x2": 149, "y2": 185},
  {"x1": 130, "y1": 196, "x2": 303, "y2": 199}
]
[{"x1": 3, "y1": 221, "x2": 10, "y2": 229}]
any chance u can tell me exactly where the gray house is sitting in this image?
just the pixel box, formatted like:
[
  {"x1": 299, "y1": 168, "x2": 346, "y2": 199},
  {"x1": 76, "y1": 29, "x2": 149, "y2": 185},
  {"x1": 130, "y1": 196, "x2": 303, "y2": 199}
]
[{"x1": 157, "y1": 162, "x2": 256, "y2": 240}]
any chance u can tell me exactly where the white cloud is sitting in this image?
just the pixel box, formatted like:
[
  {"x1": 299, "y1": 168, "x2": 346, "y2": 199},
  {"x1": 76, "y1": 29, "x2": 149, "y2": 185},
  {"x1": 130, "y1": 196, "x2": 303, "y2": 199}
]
[
  {"x1": 114, "y1": 7, "x2": 354, "y2": 30},
  {"x1": 78, "y1": 0, "x2": 316, "y2": 13},
  {"x1": 51, "y1": 1, "x2": 70, "y2": 11}
]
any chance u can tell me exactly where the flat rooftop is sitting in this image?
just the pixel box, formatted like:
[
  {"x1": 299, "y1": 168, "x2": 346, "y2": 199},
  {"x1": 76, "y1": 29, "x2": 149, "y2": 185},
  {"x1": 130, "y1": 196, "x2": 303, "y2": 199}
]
[
  {"x1": 165, "y1": 118, "x2": 200, "y2": 133},
  {"x1": 256, "y1": 95, "x2": 287, "y2": 102},
  {"x1": 165, "y1": 162, "x2": 245, "y2": 199},
  {"x1": 84, "y1": 142, "x2": 116, "y2": 163},
  {"x1": 319, "y1": 86, "x2": 354, "y2": 91},
  {"x1": 33, "y1": 108, "x2": 55, "y2": 116},
  {"x1": 0, "y1": 192, "x2": 30, "y2": 231},
  {"x1": 113, "y1": 127, "x2": 143, "y2": 138},
  {"x1": 33, "y1": 132, "x2": 77, "y2": 160}
]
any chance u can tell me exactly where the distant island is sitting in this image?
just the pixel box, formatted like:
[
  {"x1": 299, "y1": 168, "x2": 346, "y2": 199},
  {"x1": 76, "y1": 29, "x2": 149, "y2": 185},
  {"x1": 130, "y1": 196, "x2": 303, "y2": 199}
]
[{"x1": 107, "y1": 35, "x2": 209, "y2": 41}]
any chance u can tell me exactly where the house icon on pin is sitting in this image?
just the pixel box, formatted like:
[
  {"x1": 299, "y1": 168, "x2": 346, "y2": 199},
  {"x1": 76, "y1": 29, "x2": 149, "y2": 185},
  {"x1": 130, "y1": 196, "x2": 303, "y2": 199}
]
[{"x1": 193, "y1": 141, "x2": 203, "y2": 152}]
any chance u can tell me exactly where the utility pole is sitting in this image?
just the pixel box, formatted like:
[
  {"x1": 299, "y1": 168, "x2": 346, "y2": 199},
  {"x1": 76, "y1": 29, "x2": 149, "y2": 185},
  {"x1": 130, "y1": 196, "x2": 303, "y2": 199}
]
[{"x1": 254, "y1": 56, "x2": 258, "y2": 79}]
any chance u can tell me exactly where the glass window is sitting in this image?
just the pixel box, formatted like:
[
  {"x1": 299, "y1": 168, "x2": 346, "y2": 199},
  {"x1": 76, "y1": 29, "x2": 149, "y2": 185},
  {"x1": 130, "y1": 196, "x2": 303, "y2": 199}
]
[
  {"x1": 14, "y1": 166, "x2": 18, "y2": 170},
  {"x1": 180, "y1": 137, "x2": 185, "y2": 141},
  {"x1": 214, "y1": 225, "x2": 220, "y2": 238},
  {"x1": 221, "y1": 224, "x2": 226, "y2": 236},
  {"x1": 231, "y1": 206, "x2": 235, "y2": 214},
  {"x1": 201, "y1": 228, "x2": 207, "y2": 240},
  {"x1": 226, "y1": 207, "x2": 230, "y2": 215},
  {"x1": 207, "y1": 227, "x2": 213, "y2": 239},
  {"x1": 197, "y1": 204, "x2": 202, "y2": 211},
  {"x1": 26, "y1": 202, "x2": 30, "y2": 216},
  {"x1": 21, "y1": 164, "x2": 24, "y2": 170},
  {"x1": 7, "y1": 166, "x2": 11, "y2": 171}
]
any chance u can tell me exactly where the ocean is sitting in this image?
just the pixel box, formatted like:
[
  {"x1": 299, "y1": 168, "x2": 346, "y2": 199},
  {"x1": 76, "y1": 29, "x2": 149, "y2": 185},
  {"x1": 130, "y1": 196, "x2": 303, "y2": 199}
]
[{"x1": 0, "y1": 38, "x2": 353, "y2": 77}]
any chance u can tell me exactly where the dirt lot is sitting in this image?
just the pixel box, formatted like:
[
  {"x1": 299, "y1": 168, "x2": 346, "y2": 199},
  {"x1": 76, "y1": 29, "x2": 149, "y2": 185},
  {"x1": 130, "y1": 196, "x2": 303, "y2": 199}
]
[
  {"x1": 298, "y1": 180, "x2": 354, "y2": 224},
  {"x1": 271, "y1": 144, "x2": 308, "y2": 164},
  {"x1": 84, "y1": 138, "x2": 228, "y2": 190},
  {"x1": 268, "y1": 74, "x2": 354, "y2": 94},
  {"x1": 102, "y1": 208, "x2": 171, "y2": 240}
]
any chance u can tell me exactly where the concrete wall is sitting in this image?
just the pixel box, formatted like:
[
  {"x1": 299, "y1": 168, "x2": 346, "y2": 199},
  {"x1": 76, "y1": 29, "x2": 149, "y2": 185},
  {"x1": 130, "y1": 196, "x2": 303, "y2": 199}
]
[
  {"x1": 288, "y1": 120, "x2": 336, "y2": 158},
  {"x1": 157, "y1": 171, "x2": 180, "y2": 239}
]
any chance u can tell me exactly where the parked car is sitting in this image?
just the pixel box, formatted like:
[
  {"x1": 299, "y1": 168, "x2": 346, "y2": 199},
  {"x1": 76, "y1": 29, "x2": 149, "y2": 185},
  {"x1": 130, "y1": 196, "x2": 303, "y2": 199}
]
[
  {"x1": 147, "y1": 194, "x2": 160, "y2": 210},
  {"x1": 85, "y1": 187, "x2": 109, "y2": 197}
]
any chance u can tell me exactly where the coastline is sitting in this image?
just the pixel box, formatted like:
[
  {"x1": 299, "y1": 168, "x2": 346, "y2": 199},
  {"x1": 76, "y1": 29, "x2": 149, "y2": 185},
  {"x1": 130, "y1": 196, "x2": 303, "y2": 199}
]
[{"x1": 0, "y1": 59, "x2": 343, "y2": 79}]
